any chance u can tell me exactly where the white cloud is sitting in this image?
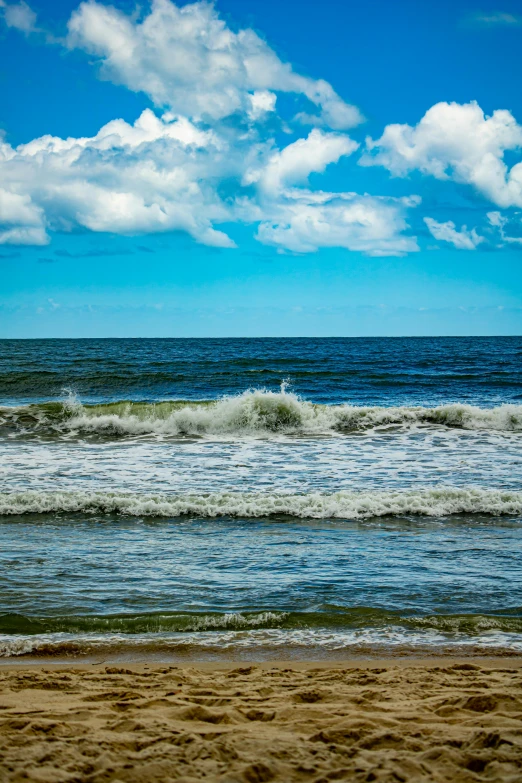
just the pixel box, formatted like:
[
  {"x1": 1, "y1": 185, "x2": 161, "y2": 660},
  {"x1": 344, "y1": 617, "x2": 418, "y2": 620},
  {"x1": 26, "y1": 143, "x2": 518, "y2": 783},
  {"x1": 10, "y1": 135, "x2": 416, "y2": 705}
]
[
  {"x1": 362, "y1": 101, "x2": 522, "y2": 208},
  {"x1": 424, "y1": 217, "x2": 483, "y2": 249},
  {"x1": 247, "y1": 90, "x2": 277, "y2": 121},
  {"x1": 66, "y1": 0, "x2": 363, "y2": 129},
  {"x1": 0, "y1": 0, "x2": 37, "y2": 33},
  {"x1": 0, "y1": 188, "x2": 44, "y2": 226},
  {"x1": 255, "y1": 193, "x2": 419, "y2": 256},
  {"x1": 0, "y1": 227, "x2": 49, "y2": 245},
  {"x1": 0, "y1": 188, "x2": 49, "y2": 244},
  {"x1": 238, "y1": 130, "x2": 417, "y2": 256},
  {"x1": 466, "y1": 11, "x2": 522, "y2": 27},
  {"x1": 487, "y1": 210, "x2": 504, "y2": 228},
  {"x1": 487, "y1": 210, "x2": 522, "y2": 244},
  {"x1": 0, "y1": 108, "x2": 419, "y2": 254},
  {"x1": 246, "y1": 128, "x2": 358, "y2": 193},
  {"x1": 0, "y1": 0, "x2": 422, "y2": 257},
  {"x1": 0, "y1": 109, "x2": 238, "y2": 247}
]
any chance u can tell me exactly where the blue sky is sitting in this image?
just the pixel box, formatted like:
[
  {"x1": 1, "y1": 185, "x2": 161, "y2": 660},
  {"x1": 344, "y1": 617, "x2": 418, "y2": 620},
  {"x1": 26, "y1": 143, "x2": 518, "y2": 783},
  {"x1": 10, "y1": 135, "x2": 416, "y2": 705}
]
[{"x1": 1, "y1": 0, "x2": 522, "y2": 337}]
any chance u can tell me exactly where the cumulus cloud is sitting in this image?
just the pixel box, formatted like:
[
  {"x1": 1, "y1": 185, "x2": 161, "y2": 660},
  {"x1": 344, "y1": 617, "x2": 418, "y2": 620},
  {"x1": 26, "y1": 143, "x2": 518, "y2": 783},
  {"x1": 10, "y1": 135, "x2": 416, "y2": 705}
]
[
  {"x1": 0, "y1": 0, "x2": 423, "y2": 256},
  {"x1": 245, "y1": 129, "x2": 358, "y2": 193},
  {"x1": 0, "y1": 109, "x2": 239, "y2": 246},
  {"x1": 239, "y1": 130, "x2": 418, "y2": 256},
  {"x1": 66, "y1": 0, "x2": 363, "y2": 129},
  {"x1": 3, "y1": 1, "x2": 522, "y2": 261},
  {"x1": 424, "y1": 217, "x2": 483, "y2": 250},
  {"x1": 0, "y1": 0, "x2": 37, "y2": 33},
  {"x1": 362, "y1": 101, "x2": 522, "y2": 208},
  {"x1": 0, "y1": 188, "x2": 48, "y2": 245},
  {"x1": 247, "y1": 90, "x2": 277, "y2": 121},
  {"x1": 0, "y1": 107, "x2": 419, "y2": 254},
  {"x1": 0, "y1": 226, "x2": 49, "y2": 245},
  {"x1": 0, "y1": 188, "x2": 43, "y2": 226},
  {"x1": 256, "y1": 194, "x2": 420, "y2": 256}
]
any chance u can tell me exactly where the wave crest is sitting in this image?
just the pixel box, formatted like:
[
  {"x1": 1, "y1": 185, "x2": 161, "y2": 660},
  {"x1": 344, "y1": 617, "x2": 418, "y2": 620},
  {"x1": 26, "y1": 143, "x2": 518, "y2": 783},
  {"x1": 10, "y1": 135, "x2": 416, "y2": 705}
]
[
  {"x1": 2, "y1": 388, "x2": 522, "y2": 437},
  {"x1": 1, "y1": 488, "x2": 521, "y2": 519},
  {"x1": 2, "y1": 610, "x2": 520, "y2": 637}
]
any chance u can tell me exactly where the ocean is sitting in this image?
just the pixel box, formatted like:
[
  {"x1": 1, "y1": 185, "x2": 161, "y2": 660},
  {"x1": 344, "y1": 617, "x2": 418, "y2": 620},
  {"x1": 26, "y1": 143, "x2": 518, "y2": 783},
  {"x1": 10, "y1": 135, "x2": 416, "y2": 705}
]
[{"x1": 1, "y1": 336, "x2": 522, "y2": 661}]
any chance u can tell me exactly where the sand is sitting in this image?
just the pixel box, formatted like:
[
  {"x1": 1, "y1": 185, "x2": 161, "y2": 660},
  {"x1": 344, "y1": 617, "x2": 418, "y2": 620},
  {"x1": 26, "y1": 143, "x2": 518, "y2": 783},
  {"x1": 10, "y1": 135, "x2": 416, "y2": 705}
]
[{"x1": 0, "y1": 660, "x2": 521, "y2": 782}]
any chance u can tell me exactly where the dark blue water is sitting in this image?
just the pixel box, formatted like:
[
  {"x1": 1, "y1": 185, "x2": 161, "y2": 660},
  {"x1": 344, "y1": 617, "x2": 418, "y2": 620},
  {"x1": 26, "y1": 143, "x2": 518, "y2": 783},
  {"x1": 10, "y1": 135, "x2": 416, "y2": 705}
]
[
  {"x1": 0, "y1": 338, "x2": 521, "y2": 660},
  {"x1": 2, "y1": 336, "x2": 522, "y2": 405}
]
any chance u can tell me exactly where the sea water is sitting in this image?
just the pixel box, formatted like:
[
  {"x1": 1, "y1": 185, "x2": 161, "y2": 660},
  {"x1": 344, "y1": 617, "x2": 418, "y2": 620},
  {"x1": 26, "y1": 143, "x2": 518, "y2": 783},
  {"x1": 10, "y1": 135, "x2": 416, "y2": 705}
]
[{"x1": 0, "y1": 337, "x2": 521, "y2": 660}]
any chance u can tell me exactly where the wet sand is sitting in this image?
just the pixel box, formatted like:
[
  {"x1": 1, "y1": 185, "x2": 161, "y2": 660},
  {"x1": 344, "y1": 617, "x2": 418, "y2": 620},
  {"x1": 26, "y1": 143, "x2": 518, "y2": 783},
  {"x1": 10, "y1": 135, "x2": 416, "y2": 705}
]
[{"x1": 0, "y1": 659, "x2": 521, "y2": 782}]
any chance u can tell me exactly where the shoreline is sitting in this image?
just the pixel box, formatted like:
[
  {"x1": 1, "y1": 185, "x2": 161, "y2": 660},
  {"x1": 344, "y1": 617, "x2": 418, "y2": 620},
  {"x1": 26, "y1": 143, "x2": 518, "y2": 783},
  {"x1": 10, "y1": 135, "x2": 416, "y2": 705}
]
[
  {"x1": 2, "y1": 653, "x2": 522, "y2": 669},
  {"x1": 1, "y1": 634, "x2": 521, "y2": 664}
]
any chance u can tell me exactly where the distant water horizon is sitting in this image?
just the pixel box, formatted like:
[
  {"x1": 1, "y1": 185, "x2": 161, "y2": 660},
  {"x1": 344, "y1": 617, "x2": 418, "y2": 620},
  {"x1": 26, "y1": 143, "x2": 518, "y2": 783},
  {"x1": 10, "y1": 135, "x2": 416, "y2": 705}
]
[{"x1": 1, "y1": 337, "x2": 521, "y2": 661}]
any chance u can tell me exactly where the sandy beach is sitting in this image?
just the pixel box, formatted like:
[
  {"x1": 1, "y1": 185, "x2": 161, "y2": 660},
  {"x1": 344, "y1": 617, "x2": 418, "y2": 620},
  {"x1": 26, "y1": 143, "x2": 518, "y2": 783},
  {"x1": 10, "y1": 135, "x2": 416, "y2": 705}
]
[{"x1": 0, "y1": 659, "x2": 521, "y2": 782}]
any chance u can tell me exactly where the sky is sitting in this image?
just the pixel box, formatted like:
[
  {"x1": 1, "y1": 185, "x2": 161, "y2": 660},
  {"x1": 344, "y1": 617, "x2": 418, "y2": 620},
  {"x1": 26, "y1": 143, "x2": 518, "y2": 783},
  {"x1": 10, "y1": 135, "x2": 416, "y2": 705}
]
[{"x1": 1, "y1": 0, "x2": 522, "y2": 337}]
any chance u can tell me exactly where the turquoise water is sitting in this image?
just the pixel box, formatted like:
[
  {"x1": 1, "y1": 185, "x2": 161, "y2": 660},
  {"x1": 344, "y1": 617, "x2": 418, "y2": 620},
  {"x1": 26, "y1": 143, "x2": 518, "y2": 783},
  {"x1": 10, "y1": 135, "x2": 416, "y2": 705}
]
[{"x1": 0, "y1": 337, "x2": 521, "y2": 659}]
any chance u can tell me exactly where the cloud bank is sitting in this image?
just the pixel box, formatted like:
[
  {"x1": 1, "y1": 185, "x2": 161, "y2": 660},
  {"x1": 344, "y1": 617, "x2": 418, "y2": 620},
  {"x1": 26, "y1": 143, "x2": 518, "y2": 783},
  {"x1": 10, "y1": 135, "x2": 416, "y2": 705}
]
[
  {"x1": 1, "y1": 1, "x2": 521, "y2": 256},
  {"x1": 0, "y1": 0, "x2": 420, "y2": 256}
]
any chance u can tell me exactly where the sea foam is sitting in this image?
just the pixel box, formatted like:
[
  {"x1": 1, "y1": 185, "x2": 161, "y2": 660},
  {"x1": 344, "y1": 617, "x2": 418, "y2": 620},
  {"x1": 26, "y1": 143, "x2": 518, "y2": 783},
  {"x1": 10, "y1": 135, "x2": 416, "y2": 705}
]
[
  {"x1": 2, "y1": 387, "x2": 522, "y2": 437},
  {"x1": 1, "y1": 487, "x2": 521, "y2": 519}
]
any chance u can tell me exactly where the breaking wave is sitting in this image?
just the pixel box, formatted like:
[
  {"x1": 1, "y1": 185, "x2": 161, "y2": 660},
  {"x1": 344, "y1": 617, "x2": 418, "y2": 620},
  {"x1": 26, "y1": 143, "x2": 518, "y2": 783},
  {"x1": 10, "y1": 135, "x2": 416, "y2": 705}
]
[
  {"x1": 2, "y1": 387, "x2": 522, "y2": 438},
  {"x1": 2, "y1": 608, "x2": 521, "y2": 658},
  {"x1": 2, "y1": 626, "x2": 521, "y2": 658},
  {"x1": 0, "y1": 611, "x2": 289, "y2": 636},
  {"x1": 2, "y1": 609, "x2": 520, "y2": 636},
  {"x1": 1, "y1": 487, "x2": 522, "y2": 519}
]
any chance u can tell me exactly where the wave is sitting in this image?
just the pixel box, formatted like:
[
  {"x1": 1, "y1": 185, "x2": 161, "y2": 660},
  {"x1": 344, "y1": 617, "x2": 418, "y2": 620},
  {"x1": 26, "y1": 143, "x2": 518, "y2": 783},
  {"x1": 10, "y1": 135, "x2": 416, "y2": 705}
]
[
  {"x1": 2, "y1": 626, "x2": 521, "y2": 658},
  {"x1": 3, "y1": 608, "x2": 521, "y2": 658},
  {"x1": 0, "y1": 611, "x2": 289, "y2": 635},
  {"x1": 2, "y1": 387, "x2": 522, "y2": 438},
  {"x1": 2, "y1": 609, "x2": 521, "y2": 636},
  {"x1": 1, "y1": 487, "x2": 522, "y2": 519}
]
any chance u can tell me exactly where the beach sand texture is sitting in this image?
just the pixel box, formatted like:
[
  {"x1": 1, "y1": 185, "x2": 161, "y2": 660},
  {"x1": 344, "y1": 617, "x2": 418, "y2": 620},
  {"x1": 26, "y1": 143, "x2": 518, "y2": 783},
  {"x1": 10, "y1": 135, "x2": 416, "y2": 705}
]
[{"x1": 0, "y1": 661, "x2": 521, "y2": 782}]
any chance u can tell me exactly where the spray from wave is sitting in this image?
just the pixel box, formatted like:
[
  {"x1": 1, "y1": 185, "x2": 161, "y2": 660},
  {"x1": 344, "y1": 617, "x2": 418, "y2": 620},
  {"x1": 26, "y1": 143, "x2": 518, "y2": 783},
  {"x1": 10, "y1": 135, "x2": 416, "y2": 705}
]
[
  {"x1": 2, "y1": 385, "x2": 522, "y2": 437},
  {"x1": 1, "y1": 487, "x2": 522, "y2": 519}
]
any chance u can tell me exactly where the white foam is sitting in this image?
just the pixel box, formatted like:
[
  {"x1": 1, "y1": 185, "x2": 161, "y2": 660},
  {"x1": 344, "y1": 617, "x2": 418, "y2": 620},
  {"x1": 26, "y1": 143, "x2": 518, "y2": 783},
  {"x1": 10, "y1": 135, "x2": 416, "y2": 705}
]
[
  {"x1": 170, "y1": 611, "x2": 287, "y2": 631},
  {"x1": 62, "y1": 390, "x2": 522, "y2": 436},
  {"x1": 2, "y1": 626, "x2": 521, "y2": 658},
  {"x1": 3, "y1": 388, "x2": 522, "y2": 437},
  {"x1": 1, "y1": 487, "x2": 521, "y2": 519}
]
